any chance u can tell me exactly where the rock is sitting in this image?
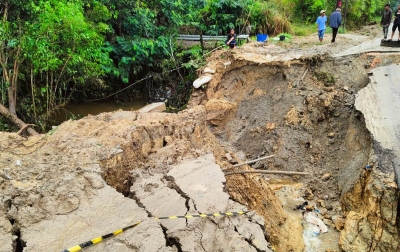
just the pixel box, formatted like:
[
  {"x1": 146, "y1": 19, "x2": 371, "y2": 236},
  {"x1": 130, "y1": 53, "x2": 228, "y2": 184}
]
[
  {"x1": 225, "y1": 153, "x2": 233, "y2": 161},
  {"x1": 323, "y1": 218, "x2": 334, "y2": 227},
  {"x1": 343, "y1": 86, "x2": 349, "y2": 91},
  {"x1": 163, "y1": 136, "x2": 173, "y2": 146},
  {"x1": 203, "y1": 67, "x2": 216, "y2": 74},
  {"x1": 305, "y1": 205, "x2": 314, "y2": 211},
  {"x1": 265, "y1": 122, "x2": 276, "y2": 130},
  {"x1": 223, "y1": 61, "x2": 231, "y2": 68},
  {"x1": 309, "y1": 155, "x2": 316, "y2": 164},
  {"x1": 317, "y1": 200, "x2": 326, "y2": 208},
  {"x1": 334, "y1": 216, "x2": 346, "y2": 231},
  {"x1": 205, "y1": 99, "x2": 237, "y2": 126},
  {"x1": 321, "y1": 173, "x2": 332, "y2": 181},
  {"x1": 323, "y1": 212, "x2": 331, "y2": 220},
  {"x1": 326, "y1": 204, "x2": 333, "y2": 211},
  {"x1": 193, "y1": 75, "x2": 213, "y2": 88},
  {"x1": 229, "y1": 157, "x2": 238, "y2": 165},
  {"x1": 319, "y1": 207, "x2": 328, "y2": 216},
  {"x1": 327, "y1": 132, "x2": 335, "y2": 138},
  {"x1": 138, "y1": 102, "x2": 166, "y2": 113},
  {"x1": 304, "y1": 189, "x2": 314, "y2": 200}
]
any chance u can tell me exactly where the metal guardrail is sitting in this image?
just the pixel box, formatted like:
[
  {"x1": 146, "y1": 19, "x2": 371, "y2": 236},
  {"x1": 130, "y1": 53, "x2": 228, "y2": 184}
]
[{"x1": 177, "y1": 34, "x2": 249, "y2": 41}]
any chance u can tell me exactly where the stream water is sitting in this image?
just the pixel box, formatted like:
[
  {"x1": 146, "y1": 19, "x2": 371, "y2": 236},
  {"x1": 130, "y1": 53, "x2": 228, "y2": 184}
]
[{"x1": 50, "y1": 99, "x2": 147, "y2": 125}]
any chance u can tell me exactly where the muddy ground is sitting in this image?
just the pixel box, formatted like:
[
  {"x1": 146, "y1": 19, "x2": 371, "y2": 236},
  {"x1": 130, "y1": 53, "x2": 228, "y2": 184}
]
[{"x1": 1, "y1": 23, "x2": 400, "y2": 252}]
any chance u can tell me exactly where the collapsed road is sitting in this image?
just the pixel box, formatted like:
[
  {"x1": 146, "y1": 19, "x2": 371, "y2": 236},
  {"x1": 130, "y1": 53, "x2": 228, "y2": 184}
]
[{"x1": 1, "y1": 24, "x2": 400, "y2": 252}]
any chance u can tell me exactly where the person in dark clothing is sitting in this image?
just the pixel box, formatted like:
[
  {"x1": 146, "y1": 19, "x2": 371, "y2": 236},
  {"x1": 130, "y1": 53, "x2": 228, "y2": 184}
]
[
  {"x1": 226, "y1": 29, "x2": 237, "y2": 49},
  {"x1": 381, "y1": 4, "x2": 392, "y2": 41},
  {"x1": 330, "y1": 8, "x2": 342, "y2": 42},
  {"x1": 390, "y1": 4, "x2": 400, "y2": 41}
]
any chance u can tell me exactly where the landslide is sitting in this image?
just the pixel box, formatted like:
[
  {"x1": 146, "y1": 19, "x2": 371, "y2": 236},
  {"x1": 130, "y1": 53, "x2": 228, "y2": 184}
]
[
  {"x1": 0, "y1": 107, "x2": 281, "y2": 252},
  {"x1": 189, "y1": 47, "x2": 400, "y2": 251}
]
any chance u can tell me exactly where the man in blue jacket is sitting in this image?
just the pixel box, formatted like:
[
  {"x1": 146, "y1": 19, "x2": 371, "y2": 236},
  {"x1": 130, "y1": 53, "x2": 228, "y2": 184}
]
[
  {"x1": 330, "y1": 8, "x2": 342, "y2": 43},
  {"x1": 316, "y1": 10, "x2": 327, "y2": 42}
]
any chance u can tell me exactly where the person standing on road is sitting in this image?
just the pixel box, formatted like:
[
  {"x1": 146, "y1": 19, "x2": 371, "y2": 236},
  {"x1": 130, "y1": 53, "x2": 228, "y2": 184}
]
[
  {"x1": 330, "y1": 8, "x2": 342, "y2": 43},
  {"x1": 316, "y1": 10, "x2": 327, "y2": 42},
  {"x1": 381, "y1": 4, "x2": 392, "y2": 41},
  {"x1": 389, "y1": 4, "x2": 400, "y2": 41},
  {"x1": 226, "y1": 29, "x2": 237, "y2": 49}
]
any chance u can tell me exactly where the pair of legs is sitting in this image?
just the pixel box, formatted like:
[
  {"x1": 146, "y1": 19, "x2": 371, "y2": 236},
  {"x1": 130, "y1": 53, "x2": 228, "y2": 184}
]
[
  {"x1": 383, "y1": 25, "x2": 389, "y2": 40},
  {"x1": 331, "y1": 28, "x2": 339, "y2": 42},
  {"x1": 390, "y1": 24, "x2": 400, "y2": 41},
  {"x1": 318, "y1": 30, "x2": 325, "y2": 42}
]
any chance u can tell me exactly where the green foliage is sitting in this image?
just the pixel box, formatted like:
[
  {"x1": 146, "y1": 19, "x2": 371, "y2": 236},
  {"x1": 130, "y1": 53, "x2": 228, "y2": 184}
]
[
  {"x1": 315, "y1": 71, "x2": 336, "y2": 85},
  {"x1": 0, "y1": 118, "x2": 10, "y2": 132},
  {"x1": 0, "y1": 0, "x2": 391, "y2": 133},
  {"x1": 344, "y1": 0, "x2": 387, "y2": 29},
  {"x1": 291, "y1": 23, "x2": 316, "y2": 36},
  {"x1": 1, "y1": 0, "x2": 112, "y2": 130}
]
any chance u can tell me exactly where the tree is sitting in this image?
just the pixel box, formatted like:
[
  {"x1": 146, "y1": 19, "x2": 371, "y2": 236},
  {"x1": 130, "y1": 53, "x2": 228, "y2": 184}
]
[{"x1": 0, "y1": 0, "x2": 112, "y2": 133}]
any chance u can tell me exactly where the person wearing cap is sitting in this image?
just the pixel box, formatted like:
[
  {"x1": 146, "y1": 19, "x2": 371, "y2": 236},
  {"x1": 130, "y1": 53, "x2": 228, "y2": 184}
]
[
  {"x1": 389, "y1": 4, "x2": 400, "y2": 41},
  {"x1": 316, "y1": 10, "x2": 327, "y2": 42},
  {"x1": 330, "y1": 8, "x2": 342, "y2": 43},
  {"x1": 380, "y1": 4, "x2": 392, "y2": 41}
]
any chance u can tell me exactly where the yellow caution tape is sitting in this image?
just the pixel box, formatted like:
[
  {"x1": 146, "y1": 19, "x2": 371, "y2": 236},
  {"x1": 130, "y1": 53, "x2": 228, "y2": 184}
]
[{"x1": 61, "y1": 211, "x2": 246, "y2": 252}]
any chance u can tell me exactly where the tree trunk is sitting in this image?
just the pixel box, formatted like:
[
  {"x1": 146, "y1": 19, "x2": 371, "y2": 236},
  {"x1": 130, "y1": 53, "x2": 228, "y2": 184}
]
[
  {"x1": 0, "y1": 103, "x2": 39, "y2": 136},
  {"x1": 7, "y1": 83, "x2": 16, "y2": 115}
]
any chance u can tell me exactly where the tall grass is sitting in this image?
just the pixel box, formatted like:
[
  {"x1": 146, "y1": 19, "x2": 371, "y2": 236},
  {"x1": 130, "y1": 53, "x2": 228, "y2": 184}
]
[{"x1": 291, "y1": 23, "x2": 316, "y2": 36}]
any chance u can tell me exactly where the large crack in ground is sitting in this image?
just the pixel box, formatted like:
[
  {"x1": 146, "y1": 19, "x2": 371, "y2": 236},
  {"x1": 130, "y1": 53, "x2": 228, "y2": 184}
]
[
  {"x1": 101, "y1": 148, "x2": 273, "y2": 251},
  {"x1": 163, "y1": 175, "x2": 192, "y2": 227}
]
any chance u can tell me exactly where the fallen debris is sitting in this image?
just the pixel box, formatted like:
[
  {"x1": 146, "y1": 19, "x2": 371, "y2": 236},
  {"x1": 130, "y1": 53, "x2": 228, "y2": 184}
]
[
  {"x1": 193, "y1": 75, "x2": 213, "y2": 88},
  {"x1": 221, "y1": 155, "x2": 275, "y2": 171},
  {"x1": 224, "y1": 170, "x2": 309, "y2": 176}
]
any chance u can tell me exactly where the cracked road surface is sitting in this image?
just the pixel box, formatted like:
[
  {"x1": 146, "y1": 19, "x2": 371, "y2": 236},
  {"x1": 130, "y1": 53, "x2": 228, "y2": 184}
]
[
  {"x1": 355, "y1": 64, "x2": 400, "y2": 188},
  {"x1": 18, "y1": 151, "x2": 271, "y2": 251},
  {"x1": 131, "y1": 153, "x2": 272, "y2": 252}
]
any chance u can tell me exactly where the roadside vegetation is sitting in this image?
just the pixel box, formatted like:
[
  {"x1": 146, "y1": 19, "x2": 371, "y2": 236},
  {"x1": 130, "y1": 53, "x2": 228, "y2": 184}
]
[{"x1": 0, "y1": 0, "x2": 390, "y2": 132}]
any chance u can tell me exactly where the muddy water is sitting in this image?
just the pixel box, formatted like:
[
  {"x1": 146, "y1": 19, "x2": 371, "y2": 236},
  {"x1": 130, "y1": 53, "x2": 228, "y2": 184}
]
[{"x1": 50, "y1": 100, "x2": 146, "y2": 125}]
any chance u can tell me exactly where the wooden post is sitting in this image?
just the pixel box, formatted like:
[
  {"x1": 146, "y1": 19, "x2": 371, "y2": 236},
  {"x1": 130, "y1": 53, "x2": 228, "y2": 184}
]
[
  {"x1": 224, "y1": 170, "x2": 309, "y2": 176},
  {"x1": 221, "y1": 155, "x2": 274, "y2": 171}
]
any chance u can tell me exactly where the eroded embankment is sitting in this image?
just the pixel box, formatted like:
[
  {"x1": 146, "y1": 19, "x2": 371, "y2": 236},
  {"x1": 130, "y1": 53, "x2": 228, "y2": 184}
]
[
  {"x1": 341, "y1": 63, "x2": 400, "y2": 252},
  {"x1": 190, "y1": 51, "x2": 399, "y2": 251},
  {"x1": 1, "y1": 51, "x2": 399, "y2": 252}
]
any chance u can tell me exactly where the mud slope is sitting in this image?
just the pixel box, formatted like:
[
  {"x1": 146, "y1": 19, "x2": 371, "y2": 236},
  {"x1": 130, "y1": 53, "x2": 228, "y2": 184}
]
[
  {"x1": 194, "y1": 52, "x2": 371, "y2": 201},
  {"x1": 191, "y1": 49, "x2": 400, "y2": 251}
]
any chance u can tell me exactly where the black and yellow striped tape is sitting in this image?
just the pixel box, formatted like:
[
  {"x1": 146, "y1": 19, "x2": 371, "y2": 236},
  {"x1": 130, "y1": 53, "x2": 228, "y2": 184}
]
[
  {"x1": 61, "y1": 211, "x2": 246, "y2": 252},
  {"x1": 155, "y1": 211, "x2": 246, "y2": 220}
]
